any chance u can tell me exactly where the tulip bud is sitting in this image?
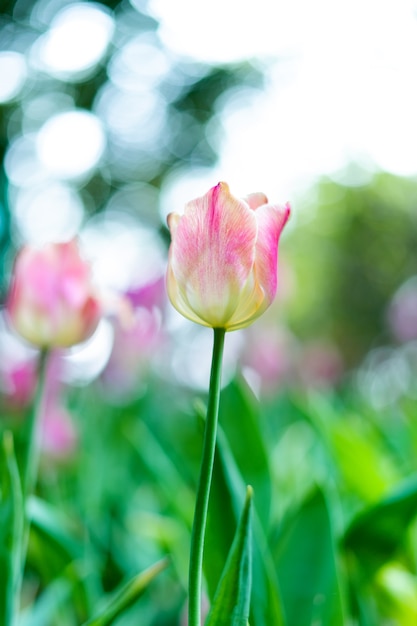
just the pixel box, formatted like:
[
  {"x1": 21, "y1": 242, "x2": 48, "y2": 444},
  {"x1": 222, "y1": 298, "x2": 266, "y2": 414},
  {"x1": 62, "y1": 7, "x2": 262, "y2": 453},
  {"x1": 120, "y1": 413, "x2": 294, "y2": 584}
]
[
  {"x1": 166, "y1": 182, "x2": 290, "y2": 331},
  {"x1": 6, "y1": 240, "x2": 101, "y2": 348}
]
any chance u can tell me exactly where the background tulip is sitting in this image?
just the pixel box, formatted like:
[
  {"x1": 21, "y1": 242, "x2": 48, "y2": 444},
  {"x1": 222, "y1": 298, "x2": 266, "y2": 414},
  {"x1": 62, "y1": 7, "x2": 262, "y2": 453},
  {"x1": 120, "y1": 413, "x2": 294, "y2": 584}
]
[
  {"x1": 6, "y1": 240, "x2": 101, "y2": 348},
  {"x1": 166, "y1": 182, "x2": 290, "y2": 331}
]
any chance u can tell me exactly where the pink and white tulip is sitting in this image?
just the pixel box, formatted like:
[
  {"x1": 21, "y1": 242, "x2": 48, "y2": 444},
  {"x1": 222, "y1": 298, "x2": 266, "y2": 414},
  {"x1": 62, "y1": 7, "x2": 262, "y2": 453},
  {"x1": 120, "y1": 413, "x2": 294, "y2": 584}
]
[
  {"x1": 166, "y1": 182, "x2": 290, "y2": 331},
  {"x1": 6, "y1": 240, "x2": 101, "y2": 349}
]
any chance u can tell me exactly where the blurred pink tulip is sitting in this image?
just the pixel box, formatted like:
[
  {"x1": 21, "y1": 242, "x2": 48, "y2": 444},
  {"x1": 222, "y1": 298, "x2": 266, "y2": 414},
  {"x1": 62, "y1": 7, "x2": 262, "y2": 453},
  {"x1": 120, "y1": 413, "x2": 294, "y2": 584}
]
[
  {"x1": 6, "y1": 240, "x2": 101, "y2": 348},
  {"x1": 100, "y1": 276, "x2": 166, "y2": 397},
  {"x1": 242, "y1": 325, "x2": 297, "y2": 395},
  {"x1": 298, "y1": 340, "x2": 344, "y2": 389},
  {"x1": 125, "y1": 276, "x2": 166, "y2": 312},
  {"x1": 0, "y1": 359, "x2": 37, "y2": 408},
  {"x1": 39, "y1": 402, "x2": 78, "y2": 459},
  {"x1": 166, "y1": 182, "x2": 290, "y2": 331},
  {"x1": 102, "y1": 305, "x2": 163, "y2": 397},
  {"x1": 387, "y1": 277, "x2": 417, "y2": 343}
]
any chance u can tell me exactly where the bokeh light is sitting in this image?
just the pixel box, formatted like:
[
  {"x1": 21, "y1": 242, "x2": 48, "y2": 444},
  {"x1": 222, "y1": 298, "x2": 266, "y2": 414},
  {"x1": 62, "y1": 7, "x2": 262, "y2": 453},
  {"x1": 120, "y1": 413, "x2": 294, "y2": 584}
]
[
  {"x1": 80, "y1": 210, "x2": 166, "y2": 292},
  {"x1": 31, "y1": 2, "x2": 114, "y2": 79},
  {"x1": 36, "y1": 110, "x2": 106, "y2": 179},
  {"x1": 0, "y1": 51, "x2": 27, "y2": 103},
  {"x1": 12, "y1": 182, "x2": 84, "y2": 245},
  {"x1": 2, "y1": 0, "x2": 417, "y2": 375}
]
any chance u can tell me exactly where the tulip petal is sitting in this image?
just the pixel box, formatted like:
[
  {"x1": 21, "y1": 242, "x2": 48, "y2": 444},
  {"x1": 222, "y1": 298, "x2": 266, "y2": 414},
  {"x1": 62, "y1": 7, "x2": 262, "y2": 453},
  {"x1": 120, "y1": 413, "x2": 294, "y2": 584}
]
[
  {"x1": 166, "y1": 264, "x2": 211, "y2": 328},
  {"x1": 253, "y1": 202, "x2": 291, "y2": 305},
  {"x1": 244, "y1": 191, "x2": 268, "y2": 210},
  {"x1": 225, "y1": 271, "x2": 265, "y2": 331},
  {"x1": 225, "y1": 202, "x2": 290, "y2": 331},
  {"x1": 168, "y1": 182, "x2": 258, "y2": 327}
]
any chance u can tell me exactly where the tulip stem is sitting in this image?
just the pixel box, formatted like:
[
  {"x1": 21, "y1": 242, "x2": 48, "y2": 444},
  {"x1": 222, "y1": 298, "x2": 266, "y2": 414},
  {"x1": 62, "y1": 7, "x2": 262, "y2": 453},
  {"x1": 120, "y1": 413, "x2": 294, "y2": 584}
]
[
  {"x1": 23, "y1": 348, "x2": 48, "y2": 498},
  {"x1": 12, "y1": 348, "x2": 49, "y2": 621},
  {"x1": 188, "y1": 327, "x2": 225, "y2": 626}
]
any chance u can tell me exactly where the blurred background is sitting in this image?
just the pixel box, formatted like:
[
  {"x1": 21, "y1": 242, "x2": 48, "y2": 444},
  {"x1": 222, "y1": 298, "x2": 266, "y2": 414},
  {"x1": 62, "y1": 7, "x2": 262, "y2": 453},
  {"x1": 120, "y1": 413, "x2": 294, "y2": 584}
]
[
  {"x1": 1, "y1": 0, "x2": 417, "y2": 391},
  {"x1": 2, "y1": 0, "x2": 417, "y2": 624}
]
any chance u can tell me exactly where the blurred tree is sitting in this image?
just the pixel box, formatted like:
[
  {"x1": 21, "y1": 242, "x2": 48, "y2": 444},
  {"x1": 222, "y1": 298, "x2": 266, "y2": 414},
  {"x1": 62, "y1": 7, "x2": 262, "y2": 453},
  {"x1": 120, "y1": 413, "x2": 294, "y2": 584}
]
[
  {"x1": 0, "y1": 0, "x2": 264, "y2": 300},
  {"x1": 285, "y1": 171, "x2": 417, "y2": 367}
]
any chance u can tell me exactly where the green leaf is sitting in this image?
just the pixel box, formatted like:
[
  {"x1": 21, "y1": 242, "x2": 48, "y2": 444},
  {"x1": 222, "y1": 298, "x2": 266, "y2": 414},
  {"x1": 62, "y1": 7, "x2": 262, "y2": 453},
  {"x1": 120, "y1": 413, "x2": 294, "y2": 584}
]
[
  {"x1": 28, "y1": 496, "x2": 84, "y2": 563},
  {"x1": 27, "y1": 497, "x2": 100, "y2": 621},
  {"x1": 19, "y1": 578, "x2": 73, "y2": 626},
  {"x1": 128, "y1": 420, "x2": 195, "y2": 527},
  {"x1": 82, "y1": 558, "x2": 169, "y2": 626},
  {"x1": 273, "y1": 487, "x2": 345, "y2": 626},
  {"x1": 301, "y1": 394, "x2": 399, "y2": 502},
  {"x1": 0, "y1": 430, "x2": 24, "y2": 626},
  {"x1": 343, "y1": 474, "x2": 417, "y2": 573},
  {"x1": 218, "y1": 378, "x2": 271, "y2": 529},
  {"x1": 205, "y1": 485, "x2": 253, "y2": 626},
  {"x1": 205, "y1": 425, "x2": 286, "y2": 626}
]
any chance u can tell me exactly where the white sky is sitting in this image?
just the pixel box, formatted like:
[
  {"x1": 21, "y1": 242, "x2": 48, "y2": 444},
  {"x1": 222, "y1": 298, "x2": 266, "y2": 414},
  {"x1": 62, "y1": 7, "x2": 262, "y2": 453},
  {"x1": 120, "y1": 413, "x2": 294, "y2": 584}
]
[{"x1": 151, "y1": 0, "x2": 417, "y2": 203}]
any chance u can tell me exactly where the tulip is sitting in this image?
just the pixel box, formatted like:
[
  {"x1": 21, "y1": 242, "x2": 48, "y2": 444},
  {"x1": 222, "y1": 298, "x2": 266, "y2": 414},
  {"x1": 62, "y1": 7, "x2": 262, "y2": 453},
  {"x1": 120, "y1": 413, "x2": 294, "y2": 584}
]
[
  {"x1": 167, "y1": 183, "x2": 291, "y2": 626},
  {"x1": 102, "y1": 305, "x2": 164, "y2": 399},
  {"x1": 166, "y1": 182, "x2": 290, "y2": 331},
  {"x1": 6, "y1": 240, "x2": 101, "y2": 349}
]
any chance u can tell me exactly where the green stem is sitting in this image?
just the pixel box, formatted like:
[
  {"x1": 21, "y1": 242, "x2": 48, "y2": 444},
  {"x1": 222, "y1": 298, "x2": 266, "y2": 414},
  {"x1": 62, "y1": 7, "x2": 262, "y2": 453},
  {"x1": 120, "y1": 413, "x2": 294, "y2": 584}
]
[
  {"x1": 11, "y1": 348, "x2": 49, "y2": 623},
  {"x1": 188, "y1": 328, "x2": 226, "y2": 626},
  {"x1": 23, "y1": 348, "x2": 49, "y2": 498}
]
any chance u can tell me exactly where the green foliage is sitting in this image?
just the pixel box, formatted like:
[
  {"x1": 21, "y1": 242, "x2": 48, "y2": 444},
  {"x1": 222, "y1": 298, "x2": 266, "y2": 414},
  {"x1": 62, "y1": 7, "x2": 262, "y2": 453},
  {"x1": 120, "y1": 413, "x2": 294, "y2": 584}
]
[
  {"x1": 218, "y1": 380, "x2": 271, "y2": 529},
  {"x1": 0, "y1": 432, "x2": 23, "y2": 626},
  {"x1": 205, "y1": 420, "x2": 286, "y2": 626},
  {"x1": 205, "y1": 486, "x2": 253, "y2": 626},
  {"x1": 285, "y1": 172, "x2": 417, "y2": 365},
  {"x1": 344, "y1": 475, "x2": 417, "y2": 574},
  {"x1": 273, "y1": 488, "x2": 345, "y2": 626},
  {"x1": 2, "y1": 333, "x2": 417, "y2": 626},
  {"x1": 2, "y1": 342, "x2": 417, "y2": 626},
  {"x1": 82, "y1": 559, "x2": 169, "y2": 626},
  {"x1": 19, "y1": 579, "x2": 73, "y2": 626}
]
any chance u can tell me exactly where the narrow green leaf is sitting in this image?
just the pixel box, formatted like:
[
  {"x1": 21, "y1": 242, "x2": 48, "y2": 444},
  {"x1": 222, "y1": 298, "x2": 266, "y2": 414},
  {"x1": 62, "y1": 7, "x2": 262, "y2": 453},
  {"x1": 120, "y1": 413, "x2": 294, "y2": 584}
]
[
  {"x1": 205, "y1": 425, "x2": 286, "y2": 626},
  {"x1": 82, "y1": 558, "x2": 169, "y2": 626},
  {"x1": 26, "y1": 497, "x2": 97, "y2": 621},
  {"x1": 218, "y1": 379, "x2": 272, "y2": 529},
  {"x1": 343, "y1": 474, "x2": 417, "y2": 573},
  {"x1": 203, "y1": 436, "x2": 236, "y2": 600},
  {"x1": 273, "y1": 487, "x2": 345, "y2": 626},
  {"x1": 205, "y1": 485, "x2": 253, "y2": 626},
  {"x1": 0, "y1": 430, "x2": 24, "y2": 626},
  {"x1": 127, "y1": 420, "x2": 195, "y2": 527},
  {"x1": 27, "y1": 496, "x2": 83, "y2": 562},
  {"x1": 302, "y1": 394, "x2": 399, "y2": 502},
  {"x1": 19, "y1": 578, "x2": 72, "y2": 626}
]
